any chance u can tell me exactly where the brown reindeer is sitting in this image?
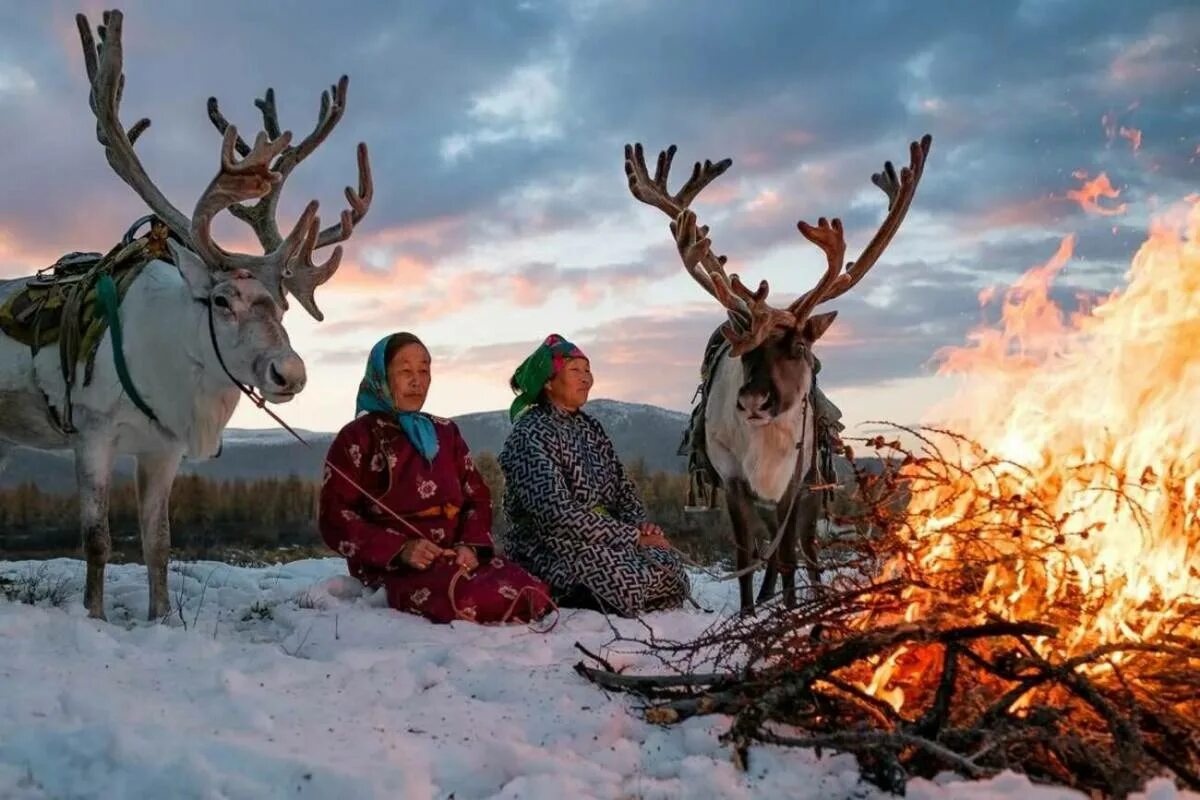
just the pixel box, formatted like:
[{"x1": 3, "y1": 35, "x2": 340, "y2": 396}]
[{"x1": 624, "y1": 134, "x2": 931, "y2": 610}]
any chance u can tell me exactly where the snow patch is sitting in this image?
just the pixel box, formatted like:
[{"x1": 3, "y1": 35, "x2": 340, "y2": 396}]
[{"x1": 0, "y1": 559, "x2": 1191, "y2": 800}]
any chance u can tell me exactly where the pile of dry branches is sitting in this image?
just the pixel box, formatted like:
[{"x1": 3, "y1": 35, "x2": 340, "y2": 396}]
[{"x1": 576, "y1": 427, "x2": 1200, "y2": 797}]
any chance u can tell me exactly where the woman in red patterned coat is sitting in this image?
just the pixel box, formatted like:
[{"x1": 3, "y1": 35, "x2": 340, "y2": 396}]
[{"x1": 319, "y1": 332, "x2": 551, "y2": 624}]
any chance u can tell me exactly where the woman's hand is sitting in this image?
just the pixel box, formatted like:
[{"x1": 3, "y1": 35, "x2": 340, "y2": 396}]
[
  {"x1": 453, "y1": 545, "x2": 479, "y2": 573},
  {"x1": 399, "y1": 539, "x2": 454, "y2": 570},
  {"x1": 637, "y1": 522, "x2": 670, "y2": 549},
  {"x1": 639, "y1": 522, "x2": 666, "y2": 538}
]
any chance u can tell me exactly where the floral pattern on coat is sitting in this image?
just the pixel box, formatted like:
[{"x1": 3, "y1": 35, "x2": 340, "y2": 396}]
[{"x1": 320, "y1": 412, "x2": 549, "y2": 624}]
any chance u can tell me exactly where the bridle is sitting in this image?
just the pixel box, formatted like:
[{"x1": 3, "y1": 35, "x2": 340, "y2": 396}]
[{"x1": 203, "y1": 293, "x2": 309, "y2": 445}]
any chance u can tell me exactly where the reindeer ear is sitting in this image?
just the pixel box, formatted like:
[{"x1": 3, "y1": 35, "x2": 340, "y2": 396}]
[
  {"x1": 801, "y1": 311, "x2": 838, "y2": 343},
  {"x1": 168, "y1": 240, "x2": 215, "y2": 300}
]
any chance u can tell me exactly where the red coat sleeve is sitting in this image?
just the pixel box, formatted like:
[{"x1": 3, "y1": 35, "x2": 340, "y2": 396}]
[
  {"x1": 451, "y1": 422, "x2": 494, "y2": 551},
  {"x1": 319, "y1": 422, "x2": 411, "y2": 570}
]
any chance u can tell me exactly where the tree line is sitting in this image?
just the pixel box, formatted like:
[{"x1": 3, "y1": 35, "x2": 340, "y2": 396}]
[{"x1": 0, "y1": 452, "x2": 868, "y2": 564}]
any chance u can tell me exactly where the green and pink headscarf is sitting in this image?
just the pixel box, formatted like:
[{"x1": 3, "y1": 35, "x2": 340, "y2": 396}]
[{"x1": 508, "y1": 333, "x2": 587, "y2": 421}]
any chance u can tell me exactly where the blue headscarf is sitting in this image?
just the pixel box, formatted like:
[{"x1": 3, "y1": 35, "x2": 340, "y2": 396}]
[{"x1": 355, "y1": 334, "x2": 439, "y2": 462}]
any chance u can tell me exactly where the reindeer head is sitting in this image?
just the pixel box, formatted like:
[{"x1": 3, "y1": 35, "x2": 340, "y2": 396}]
[
  {"x1": 76, "y1": 10, "x2": 373, "y2": 402},
  {"x1": 624, "y1": 135, "x2": 931, "y2": 425},
  {"x1": 730, "y1": 313, "x2": 835, "y2": 425},
  {"x1": 170, "y1": 247, "x2": 307, "y2": 401}
]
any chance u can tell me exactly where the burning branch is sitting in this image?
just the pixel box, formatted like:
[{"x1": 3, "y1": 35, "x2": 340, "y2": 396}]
[{"x1": 577, "y1": 427, "x2": 1200, "y2": 797}]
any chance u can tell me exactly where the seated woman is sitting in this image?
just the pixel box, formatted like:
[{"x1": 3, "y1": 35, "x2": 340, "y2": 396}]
[
  {"x1": 498, "y1": 334, "x2": 691, "y2": 617},
  {"x1": 319, "y1": 332, "x2": 550, "y2": 624}
]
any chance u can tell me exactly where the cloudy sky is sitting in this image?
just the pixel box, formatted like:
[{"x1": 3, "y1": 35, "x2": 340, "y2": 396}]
[{"x1": 0, "y1": 1, "x2": 1196, "y2": 432}]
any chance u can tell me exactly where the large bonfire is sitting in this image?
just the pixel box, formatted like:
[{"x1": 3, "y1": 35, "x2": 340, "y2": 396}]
[
  {"x1": 866, "y1": 195, "x2": 1200, "y2": 697},
  {"x1": 578, "y1": 194, "x2": 1200, "y2": 796}
]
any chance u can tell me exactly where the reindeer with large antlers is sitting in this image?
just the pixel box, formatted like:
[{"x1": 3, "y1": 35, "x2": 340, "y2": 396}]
[
  {"x1": 625, "y1": 134, "x2": 931, "y2": 610},
  {"x1": 0, "y1": 10, "x2": 372, "y2": 619}
]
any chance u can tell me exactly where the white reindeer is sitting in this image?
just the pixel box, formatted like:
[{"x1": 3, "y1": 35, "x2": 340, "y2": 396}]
[
  {"x1": 624, "y1": 135, "x2": 930, "y2": 610},
  {"x1": 0, "y1": 10, "x2": 372, "y2": 620}
]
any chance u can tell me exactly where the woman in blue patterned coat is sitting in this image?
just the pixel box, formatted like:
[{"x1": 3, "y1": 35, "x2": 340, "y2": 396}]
[{"x1": 498, "y1": 334, "x2": 691, "y2": 616}]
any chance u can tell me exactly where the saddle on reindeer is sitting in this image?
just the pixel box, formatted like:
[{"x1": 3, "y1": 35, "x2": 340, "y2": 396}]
[{"x1": 0, "y1": 216, "x2": 175, "y2": 431}]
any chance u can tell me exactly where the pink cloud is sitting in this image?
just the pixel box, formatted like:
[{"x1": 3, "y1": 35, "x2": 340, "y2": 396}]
[
  {"x1": 364, "y1": 215, "x2": 470, "y2": 249},
  {"x1": 689, "y1": 182, "x2": 740, "y2": 207},
  {"x1": 506, "y1": 272, "x2": 544, "y2": 308},
  {"x1": 437, "y1": 306, "x2": 721, "y2": 413},
  {"x1": 959, "y1": 195, "x2": 1071, "y2": 234},
  {"x1": 0, "y1": 226, "x2": 67, "y2": 278},
  {"x1": 330, "y1": 255, "x2": 432, "y2": 290},
  {"x1": 1108, "y1": 33, "x2": 1186, "y2": 87},
  {"x1": 781, "y1": 129, "x2": 816, "y2": 147}
]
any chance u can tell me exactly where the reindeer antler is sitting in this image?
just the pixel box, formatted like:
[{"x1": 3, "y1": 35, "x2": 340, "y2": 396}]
[
  {"x1": 76, "y1": 11, "x2": 192, "y2": 245},
  {"x1": 206, "y1": 77, "x2": 373, "y2": 320},
  {"x1": 186, "y1": 127, "x2": 348, "y2": 320},
  {"x1": 625, "y1": 142, "x2": 816, "y2": 355},
  {"x1": 624, "y1": 143, "x2": 774, "y2": 351},
  {"x1": 625, "y1": 135, "x2": 932, "y2": 355},
  {"x1": 669, "y1": 209, "x2": 796, "y2": 355},
  {"x1": 788, "y1": 135, "x2": 932, "y2": 322},
  {"x1": 282, "y1": 203, "x2": 344, "y2": 322},
  {"x1": 77, "y1": 10, "x2": 366, "y2": 322}
]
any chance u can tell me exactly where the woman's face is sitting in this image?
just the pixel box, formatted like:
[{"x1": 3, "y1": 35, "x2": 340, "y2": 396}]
[
  {"x1": 545, "y1": 357, "x2": 593, "y2": 412},
  {"x1": 386, "y1": 343, "x2": 431, "y2": 413}
]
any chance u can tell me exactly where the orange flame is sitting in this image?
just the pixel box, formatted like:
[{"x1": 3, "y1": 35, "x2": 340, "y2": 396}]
[
  {"x1": 1066, "y1": 172, "x2": 1128, "y2": 216},
  {"x1": 861, "y1": 198, "x2": 1200, "y2": 710}
]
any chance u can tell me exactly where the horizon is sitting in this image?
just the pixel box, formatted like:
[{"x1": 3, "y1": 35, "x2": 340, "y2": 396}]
[
  {"x1": 222, "y1": 394, "x2": 923, "y2": 439},
  {"x1": 0, "y1": 2, "x2": 1195, "y2": 435}
]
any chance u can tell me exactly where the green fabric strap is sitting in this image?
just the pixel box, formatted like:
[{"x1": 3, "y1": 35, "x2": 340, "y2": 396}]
[{"x1": 95, "y1": 273, "x2": 159, "y2": 423}]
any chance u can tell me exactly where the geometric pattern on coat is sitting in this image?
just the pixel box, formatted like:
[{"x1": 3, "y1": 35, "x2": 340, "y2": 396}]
[
  {"x1": 498, "y1": 403, "x2": 690, "y2": 617},
  {"x1": 320, "y1": 412, "x2": 550, "y2": 624}
]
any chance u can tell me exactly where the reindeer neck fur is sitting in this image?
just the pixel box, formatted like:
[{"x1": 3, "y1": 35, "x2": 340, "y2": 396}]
[
  {"x1": 111, "y1": 262, "x2": 241, "y2": 458},
  {"x1": 704, "y1": 354, "x2": 815, "y2": 503}
]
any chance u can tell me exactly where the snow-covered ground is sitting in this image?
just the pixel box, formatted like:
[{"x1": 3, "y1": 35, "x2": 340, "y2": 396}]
[{"x1": 0, "y1": 558, "x2": 1190, "y2": 800}]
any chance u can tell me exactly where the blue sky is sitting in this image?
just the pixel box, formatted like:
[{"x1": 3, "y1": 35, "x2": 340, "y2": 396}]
[{"x1": 0, "y1": 1, "x2": 1196, "y2": 431}]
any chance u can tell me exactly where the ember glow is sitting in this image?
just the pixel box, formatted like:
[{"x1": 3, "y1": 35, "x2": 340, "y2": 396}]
[
  {"x1": 1119, "y1": 125, "x2": 1143, "y2": 153},
  {"x1": 865, "y1": 197, "x2": 1200, "y2": 711},
  {"x1": 1066, "y1": 170, "x2": 1128, "y2": 216}
]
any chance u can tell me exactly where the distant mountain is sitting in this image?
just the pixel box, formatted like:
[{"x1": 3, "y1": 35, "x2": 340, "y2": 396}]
[
  {"x1": 454, "y1": 399, "x2": 689, "y2": 474},
  {"x1": 0, "y1": 398, "x2": 692, "y2": 492}
]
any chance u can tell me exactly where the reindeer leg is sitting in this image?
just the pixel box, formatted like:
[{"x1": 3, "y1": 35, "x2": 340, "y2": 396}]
[
  {"x1": 76, "y1": 434, "x2": 116, "y2": 620},
  {"x1": 794, "y1": 486, "x2": 824, "y2": 600},
  {"x1": 761, "y1": 479, "x2": 801, "y2": 608},
  {"x1": 761, "y1": 500, "x2": 794, "y2": 608},
  {"x1": 756, "y1": 502, "x2": 781, "y2": 605},
  {"x1": 725, "y1": 479, "x2": 759, "y2": 612},
  {"x1": 136, "y1": 448, "x2": 182, "y2": 620},
  {"x1": 757, "y1": 559, "x2": 778, "y2": 605}
]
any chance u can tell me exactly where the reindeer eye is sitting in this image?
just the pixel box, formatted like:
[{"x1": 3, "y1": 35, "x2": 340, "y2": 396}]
[{"x1": 213, "y1": 296, "x2": 232, "y2": 311}]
